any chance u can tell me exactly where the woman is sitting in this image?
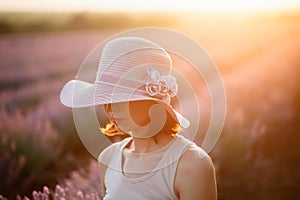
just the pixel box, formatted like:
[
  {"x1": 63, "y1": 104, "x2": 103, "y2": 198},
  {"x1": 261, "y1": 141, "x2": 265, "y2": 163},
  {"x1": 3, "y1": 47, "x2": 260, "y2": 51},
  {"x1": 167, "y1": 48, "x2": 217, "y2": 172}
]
[{"x1": 60, "y1": 37, "x2": 217, "y2": 199}]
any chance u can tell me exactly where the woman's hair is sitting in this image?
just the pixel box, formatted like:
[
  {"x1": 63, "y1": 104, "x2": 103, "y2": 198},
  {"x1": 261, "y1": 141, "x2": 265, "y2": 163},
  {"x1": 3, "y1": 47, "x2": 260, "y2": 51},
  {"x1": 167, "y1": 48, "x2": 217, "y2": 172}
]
[{"x1": 100, "y1": 103, "x2": 180, "y2": 137}]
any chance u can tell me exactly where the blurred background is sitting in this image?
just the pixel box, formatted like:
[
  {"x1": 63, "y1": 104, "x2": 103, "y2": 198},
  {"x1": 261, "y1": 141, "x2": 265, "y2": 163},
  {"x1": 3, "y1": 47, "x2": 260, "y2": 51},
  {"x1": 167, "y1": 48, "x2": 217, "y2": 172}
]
[{"x1": 0, "y1": 0, "x2": 300, "y2": 199}]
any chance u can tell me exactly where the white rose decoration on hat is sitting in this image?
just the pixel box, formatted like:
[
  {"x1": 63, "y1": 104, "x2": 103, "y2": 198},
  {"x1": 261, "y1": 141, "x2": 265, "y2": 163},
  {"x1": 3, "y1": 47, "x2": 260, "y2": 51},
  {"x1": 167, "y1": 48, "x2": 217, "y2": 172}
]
[{"x1": 145, "y1": 68, "x2": 178, "y2": 98}]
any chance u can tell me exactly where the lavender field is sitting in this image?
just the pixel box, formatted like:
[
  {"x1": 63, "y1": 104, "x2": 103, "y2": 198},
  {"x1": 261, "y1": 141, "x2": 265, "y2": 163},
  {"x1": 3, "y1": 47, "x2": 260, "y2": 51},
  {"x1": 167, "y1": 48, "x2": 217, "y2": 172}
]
[{"x1": 0, "y1": 13, "x2": 300, "y2": 199}]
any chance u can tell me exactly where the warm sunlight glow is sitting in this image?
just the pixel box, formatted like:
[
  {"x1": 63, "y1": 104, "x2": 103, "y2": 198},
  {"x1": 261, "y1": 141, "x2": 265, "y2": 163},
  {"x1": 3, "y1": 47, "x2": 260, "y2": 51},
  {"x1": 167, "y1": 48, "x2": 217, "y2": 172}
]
[{"x1": 0, "y1": 0, "x2": 300, "y2": 13}]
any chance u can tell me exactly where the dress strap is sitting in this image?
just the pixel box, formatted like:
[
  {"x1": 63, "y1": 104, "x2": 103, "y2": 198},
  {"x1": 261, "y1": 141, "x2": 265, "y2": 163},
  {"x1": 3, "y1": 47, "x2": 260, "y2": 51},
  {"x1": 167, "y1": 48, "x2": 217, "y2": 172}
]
[{"x1": 153, "y1": 134, "x2": 194, "y2": 172}]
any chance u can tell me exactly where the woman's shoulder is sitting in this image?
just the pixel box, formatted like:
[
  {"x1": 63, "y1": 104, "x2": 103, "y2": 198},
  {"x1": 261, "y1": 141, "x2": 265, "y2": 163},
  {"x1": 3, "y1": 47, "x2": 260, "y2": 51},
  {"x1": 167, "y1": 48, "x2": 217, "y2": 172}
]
[
  {"x1": 175, "y1": 142, "x2": 217, "y2": 199},
  {"x1": 98, "y1": 137, "x2": 132, "y2": 165},
  {"x1": 180, "y1": 141, "x2": 213, "y2": 172},
  {"x1": 176, "y1": 135, "x2": 209, "y2": 160}
]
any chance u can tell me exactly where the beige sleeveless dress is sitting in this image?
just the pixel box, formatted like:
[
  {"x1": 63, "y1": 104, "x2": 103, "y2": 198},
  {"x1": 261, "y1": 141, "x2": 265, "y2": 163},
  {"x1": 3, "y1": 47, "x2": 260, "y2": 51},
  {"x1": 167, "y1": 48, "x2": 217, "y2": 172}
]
[{"x1": 101, "y1": 135, "x2": 201, "y2": 200}]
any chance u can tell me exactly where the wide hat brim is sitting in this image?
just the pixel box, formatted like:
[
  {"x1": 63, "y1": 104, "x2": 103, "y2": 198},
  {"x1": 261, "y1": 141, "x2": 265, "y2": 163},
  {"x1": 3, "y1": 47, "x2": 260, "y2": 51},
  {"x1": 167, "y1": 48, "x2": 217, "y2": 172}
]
[{"x1": 60, "y1": 79, "x2": 190, "y2": 128}]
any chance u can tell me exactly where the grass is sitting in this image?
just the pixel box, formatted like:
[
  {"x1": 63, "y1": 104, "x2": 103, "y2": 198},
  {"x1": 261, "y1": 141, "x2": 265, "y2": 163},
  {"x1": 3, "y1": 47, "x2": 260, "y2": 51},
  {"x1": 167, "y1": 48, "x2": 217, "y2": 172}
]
[{"x1": 0, "y1": 11, "x2": 179, "y2": 34}]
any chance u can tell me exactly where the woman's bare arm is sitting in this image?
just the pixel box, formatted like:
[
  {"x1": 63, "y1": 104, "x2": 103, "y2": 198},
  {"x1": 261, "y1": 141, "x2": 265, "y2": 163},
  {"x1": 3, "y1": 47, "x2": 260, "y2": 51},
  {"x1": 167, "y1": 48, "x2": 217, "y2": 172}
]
[
  {"x1": 98, "y1": 143, "x2": 118, "y2": 198},
  {"x1": 174, "y1": 146, "x2": 217, "y2": 200}
]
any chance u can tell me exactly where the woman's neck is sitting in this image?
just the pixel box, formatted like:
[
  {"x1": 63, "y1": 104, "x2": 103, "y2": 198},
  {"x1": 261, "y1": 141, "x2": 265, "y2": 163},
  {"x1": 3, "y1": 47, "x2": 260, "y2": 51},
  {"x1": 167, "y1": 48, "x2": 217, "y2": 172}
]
[{"x1": 128, "y1": 132, "x2": 175, "y2": 153}]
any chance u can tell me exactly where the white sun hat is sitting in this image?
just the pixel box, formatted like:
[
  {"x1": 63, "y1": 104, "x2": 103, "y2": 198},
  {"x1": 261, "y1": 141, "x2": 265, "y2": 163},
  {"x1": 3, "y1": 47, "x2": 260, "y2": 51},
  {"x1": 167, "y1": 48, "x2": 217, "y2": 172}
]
[{"x1": 60, "y1": 37, "x2": 190, "y2": 128}]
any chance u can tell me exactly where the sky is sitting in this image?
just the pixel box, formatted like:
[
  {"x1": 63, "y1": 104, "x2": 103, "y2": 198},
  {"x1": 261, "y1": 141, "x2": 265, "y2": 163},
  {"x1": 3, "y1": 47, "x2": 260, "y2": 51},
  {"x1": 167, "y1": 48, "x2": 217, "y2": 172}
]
[{"x1": 1, "y1": 0, "x2": 300, "y2": 13}]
